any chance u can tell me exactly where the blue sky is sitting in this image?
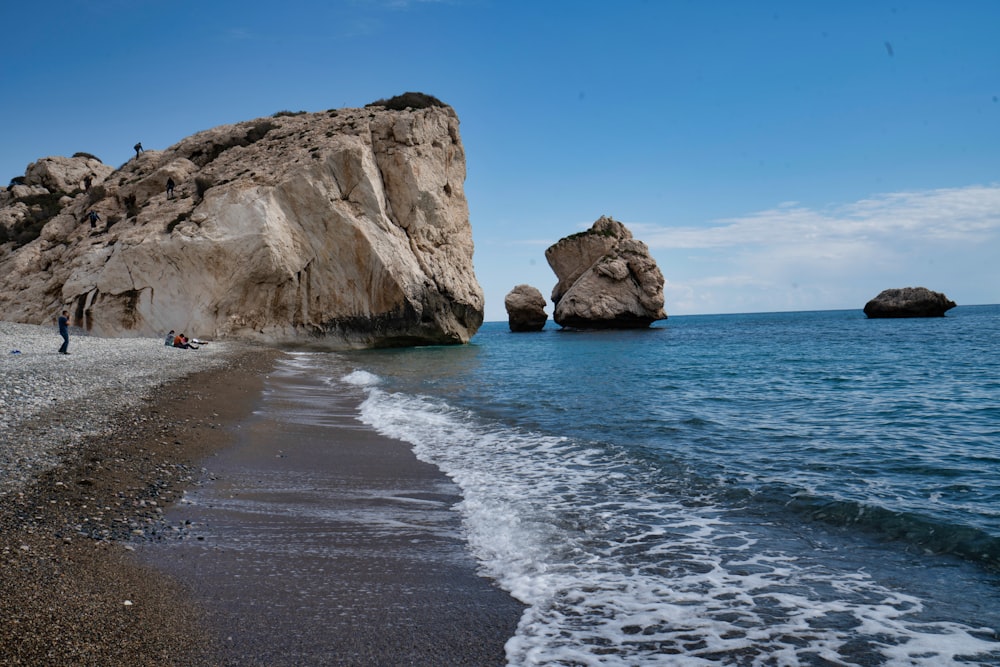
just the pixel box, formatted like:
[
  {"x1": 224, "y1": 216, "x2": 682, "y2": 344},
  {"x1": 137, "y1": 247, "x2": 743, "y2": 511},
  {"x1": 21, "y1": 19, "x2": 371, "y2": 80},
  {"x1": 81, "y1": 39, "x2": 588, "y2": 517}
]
[{"x1": 2, "y1": 1, "x2": 998, "y2": 321}]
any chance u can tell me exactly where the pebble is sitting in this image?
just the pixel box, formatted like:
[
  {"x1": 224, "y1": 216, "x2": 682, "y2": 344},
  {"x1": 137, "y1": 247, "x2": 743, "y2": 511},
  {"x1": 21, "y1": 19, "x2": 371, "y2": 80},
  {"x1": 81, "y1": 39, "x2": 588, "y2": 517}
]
[{"x1": 0, "y1": 322, "x2": 237, "y2": 498}]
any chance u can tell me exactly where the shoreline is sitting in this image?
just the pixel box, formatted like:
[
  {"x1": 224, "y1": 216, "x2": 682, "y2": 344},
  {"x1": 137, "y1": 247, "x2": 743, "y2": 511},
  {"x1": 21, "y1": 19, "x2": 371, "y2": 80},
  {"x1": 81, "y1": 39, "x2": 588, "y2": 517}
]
[
  {"x1": 138, "y1": 356, "x2": 524, "y2": 665},
  {"x1": 0, "y1": 340, "x2": 278, "y2": 665},
  {"x1": 0, "y1": 327, "x2": 523, "y2": 665}
]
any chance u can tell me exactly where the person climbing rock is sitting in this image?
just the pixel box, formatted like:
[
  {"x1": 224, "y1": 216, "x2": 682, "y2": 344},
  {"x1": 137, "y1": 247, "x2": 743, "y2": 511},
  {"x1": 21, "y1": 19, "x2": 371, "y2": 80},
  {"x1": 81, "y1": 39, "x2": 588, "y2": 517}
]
[
  {"x1": 134, "y1": 142, "x2": 144, "y2": 157},
  {"x1": 166, "y1": 177, "x2": 175, "y2": 199}
]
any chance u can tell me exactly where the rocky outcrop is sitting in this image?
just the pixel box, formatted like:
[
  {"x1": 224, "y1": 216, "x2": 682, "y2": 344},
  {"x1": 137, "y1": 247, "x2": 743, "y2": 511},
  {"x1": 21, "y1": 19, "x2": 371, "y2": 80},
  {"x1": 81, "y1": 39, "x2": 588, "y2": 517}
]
[
  {"x1": 25, "y1": 156, "x2": 114, "y2": 194},
  {"x1": 0, "y1": 97, "x2": 484, "y2": 347},
  {"x1": 863, "y1": 287, "x2": 957, "y2": 318},
  {"x1": 504, "y1": 284, "x2": 547, "y2": 332},
  {"x1": 545, "y1": 216, "x2": 666, "y2": 328},
  {"x1": 1, "y1": 156, "x2": 114, "y2": 248}
]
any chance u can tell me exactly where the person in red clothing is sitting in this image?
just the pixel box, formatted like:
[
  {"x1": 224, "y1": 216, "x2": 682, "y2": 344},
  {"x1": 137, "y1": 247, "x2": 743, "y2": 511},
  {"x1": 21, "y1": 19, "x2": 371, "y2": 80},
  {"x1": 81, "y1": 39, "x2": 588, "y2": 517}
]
[{"x1": 172, "y1": 333, "x2": 199, "y2": 350}]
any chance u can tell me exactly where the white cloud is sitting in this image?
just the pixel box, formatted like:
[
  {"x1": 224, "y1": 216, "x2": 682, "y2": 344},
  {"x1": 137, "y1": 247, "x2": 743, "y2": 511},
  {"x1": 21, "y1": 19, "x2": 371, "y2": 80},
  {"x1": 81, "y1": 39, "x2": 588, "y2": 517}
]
[
  {"x1": 636, "y1": 184, "x2": 1000, "y2": 251},
  {"x1": 635, "y1": 184, "x2": 1000, "y2": 314}
]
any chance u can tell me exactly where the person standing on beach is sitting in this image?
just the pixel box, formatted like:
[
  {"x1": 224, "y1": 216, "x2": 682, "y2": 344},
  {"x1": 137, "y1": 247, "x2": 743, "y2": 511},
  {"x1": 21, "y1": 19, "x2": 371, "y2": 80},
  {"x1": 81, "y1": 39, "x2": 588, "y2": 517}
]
[{"x1": 57, "y1": 311, "x2": 70, "y2": 355}]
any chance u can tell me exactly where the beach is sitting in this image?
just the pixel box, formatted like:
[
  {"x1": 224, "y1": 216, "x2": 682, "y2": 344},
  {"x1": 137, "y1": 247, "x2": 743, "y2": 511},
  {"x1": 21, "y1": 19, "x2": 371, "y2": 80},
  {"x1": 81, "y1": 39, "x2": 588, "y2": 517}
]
[{"x1": 0, "y1": 324, "x2": 522, "y2": 666}]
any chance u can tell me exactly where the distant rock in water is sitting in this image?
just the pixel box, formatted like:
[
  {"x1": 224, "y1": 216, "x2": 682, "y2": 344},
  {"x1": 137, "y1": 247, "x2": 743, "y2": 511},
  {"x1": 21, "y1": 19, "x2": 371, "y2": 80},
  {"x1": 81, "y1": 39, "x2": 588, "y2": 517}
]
[
  {"x1": 864, "y1": 287, "x2": 957, "y2": 318},
  {"x1": 0, "y1": 97, "x2": 483, "y2": 347},
  {"x1": 505, "y1": 284, "x2": 547, "y2": 332},
  {"x1": 544, "y1": 216, "x2": 666, "y2": 329}
]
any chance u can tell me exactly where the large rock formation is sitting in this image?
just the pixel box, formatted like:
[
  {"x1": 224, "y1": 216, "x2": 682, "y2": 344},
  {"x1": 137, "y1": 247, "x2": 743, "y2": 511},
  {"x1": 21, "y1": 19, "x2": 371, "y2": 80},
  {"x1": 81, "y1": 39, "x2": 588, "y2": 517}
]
[
  {"x1": 0, "y1": 97, "x2": 484, "y2": 347},
  {"x1": 863, "y1": 287, "x2": 956, "y2": 318},
  {"x1": 504, "y1": 284, "x2": 547, "y2": 332},
  {"x1": 25, "y1": 156, "x2": 114, "y2": 193},
  {"x1": 545, "y1": 216, "x2": 666, "y2": 328}
]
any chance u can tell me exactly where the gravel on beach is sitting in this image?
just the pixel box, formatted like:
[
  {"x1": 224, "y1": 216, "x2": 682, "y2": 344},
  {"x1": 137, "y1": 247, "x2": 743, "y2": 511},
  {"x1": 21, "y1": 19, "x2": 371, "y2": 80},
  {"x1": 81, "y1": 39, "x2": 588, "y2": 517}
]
[
  {"x1": 1, "y1": 322, "x2": 233, "y2": 497},
  {"x1": 1, "y1": 321, "x2": 522, "y2": 666},
  {"x1": 1, "y1": 321, "x2": 275, "y2": 666}
]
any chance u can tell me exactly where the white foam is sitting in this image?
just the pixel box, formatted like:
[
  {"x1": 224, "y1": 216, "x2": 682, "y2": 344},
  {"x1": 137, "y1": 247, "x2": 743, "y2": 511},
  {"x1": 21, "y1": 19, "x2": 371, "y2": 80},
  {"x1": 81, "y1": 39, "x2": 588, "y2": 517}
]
[
  {"x1": 355, "y1": 386, "x2": 1000, "y2": 666},
  {"x1": 341, "y1": 369, "x2": 381, "y2": 387}
]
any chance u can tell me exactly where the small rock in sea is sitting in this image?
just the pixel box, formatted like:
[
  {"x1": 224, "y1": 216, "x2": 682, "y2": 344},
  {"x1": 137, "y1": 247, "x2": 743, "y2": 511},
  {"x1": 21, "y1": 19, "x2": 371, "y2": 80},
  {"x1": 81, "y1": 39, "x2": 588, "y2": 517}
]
[{"x1": 863, "y1": 286, "x2": 956, "y2": 318}]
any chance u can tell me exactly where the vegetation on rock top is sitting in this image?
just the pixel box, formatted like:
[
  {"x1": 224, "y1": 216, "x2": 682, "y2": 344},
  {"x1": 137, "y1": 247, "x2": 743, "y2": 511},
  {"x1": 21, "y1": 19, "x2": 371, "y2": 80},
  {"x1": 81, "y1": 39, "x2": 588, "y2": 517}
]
[{"x1": 366, "y1": 92, "x2": 447, "y2": 111}]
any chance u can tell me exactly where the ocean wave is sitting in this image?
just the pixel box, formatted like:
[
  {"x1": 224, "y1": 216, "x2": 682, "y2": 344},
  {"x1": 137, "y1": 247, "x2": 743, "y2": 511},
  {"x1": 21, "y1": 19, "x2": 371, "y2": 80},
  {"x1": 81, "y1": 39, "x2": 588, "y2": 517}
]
[
  {"x1": 352, "y1": 384, "x2": 1000, "y2": 666},
  {"x1": 341, "y1": 369, "x2": 381, "y2": 387},
  {"x1": 734, "y1": 484, "x2": 1000, "y2": 571}
]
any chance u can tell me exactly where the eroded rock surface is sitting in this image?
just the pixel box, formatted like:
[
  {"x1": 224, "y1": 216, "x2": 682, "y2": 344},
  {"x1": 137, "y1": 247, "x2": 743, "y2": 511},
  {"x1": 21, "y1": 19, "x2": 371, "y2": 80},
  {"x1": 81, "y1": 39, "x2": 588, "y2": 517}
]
[
  {"x1": 504, "y1": 284, "x2": 548, "y2": 332},
  {"x1": 0, "y1": 100, "x2": 483, "y2": 347},
  {"x1": 545, "y1": 216, "x2": 666, "y2": 329}
]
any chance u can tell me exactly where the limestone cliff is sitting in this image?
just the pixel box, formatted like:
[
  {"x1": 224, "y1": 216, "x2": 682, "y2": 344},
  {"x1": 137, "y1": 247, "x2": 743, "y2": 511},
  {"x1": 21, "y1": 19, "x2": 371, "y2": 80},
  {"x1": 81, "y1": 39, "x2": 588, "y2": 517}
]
[
  {"x1": 0, "y1": 99, "x2": 483, "y2": 347},
  {"x1": 545, "y1": 216, "x2": 666, "y2": 328}
]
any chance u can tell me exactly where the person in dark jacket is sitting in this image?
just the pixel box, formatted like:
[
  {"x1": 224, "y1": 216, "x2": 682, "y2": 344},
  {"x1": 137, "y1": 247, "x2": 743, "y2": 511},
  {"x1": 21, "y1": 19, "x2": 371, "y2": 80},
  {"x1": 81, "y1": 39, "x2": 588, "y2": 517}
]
[{"x1": 57, "y1": 311, "x2": 70, "y2": 354}]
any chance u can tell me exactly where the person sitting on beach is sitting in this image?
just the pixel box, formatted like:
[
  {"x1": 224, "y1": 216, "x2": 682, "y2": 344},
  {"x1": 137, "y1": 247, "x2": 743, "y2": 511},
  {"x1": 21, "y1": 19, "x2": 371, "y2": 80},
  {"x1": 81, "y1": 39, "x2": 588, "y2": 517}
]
[
  {"x1": 172, "y1": 333, "x2": 199, "y2": 350},
  {"x1": 164, "y1": 330, "x2": 175, "y2": 346}
]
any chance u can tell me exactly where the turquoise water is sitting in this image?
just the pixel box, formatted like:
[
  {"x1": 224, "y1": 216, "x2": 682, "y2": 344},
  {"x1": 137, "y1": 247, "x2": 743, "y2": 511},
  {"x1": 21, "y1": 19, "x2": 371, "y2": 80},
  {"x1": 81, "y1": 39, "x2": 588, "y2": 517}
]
[{"x1": 333, "y1": 305, "x2": 1000, "y2": 665}]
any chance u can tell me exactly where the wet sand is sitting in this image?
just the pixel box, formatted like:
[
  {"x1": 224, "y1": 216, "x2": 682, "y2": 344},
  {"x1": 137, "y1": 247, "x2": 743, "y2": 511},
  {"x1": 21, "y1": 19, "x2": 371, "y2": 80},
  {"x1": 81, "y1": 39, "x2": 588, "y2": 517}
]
[
  {"x1": 0, "y1": 347, "x2": 523, "y2": 666},
  {"x1": 138, "y1": 358, "x2": 524, "y2": 666}
]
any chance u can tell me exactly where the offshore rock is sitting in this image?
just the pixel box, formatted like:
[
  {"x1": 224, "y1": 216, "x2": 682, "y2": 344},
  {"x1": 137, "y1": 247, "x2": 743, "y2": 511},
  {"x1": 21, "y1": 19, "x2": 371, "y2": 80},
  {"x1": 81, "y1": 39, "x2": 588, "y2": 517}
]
[
  {"x1": 863, "y1": 287, "x2": 957, "y2": 318},
  {"x1": 504, "y1": 284, "x2": 548, "y2": 332},
  {"x1": 545, "y1": 216, "x2": 666, "y2": 329},
  {"x1": 0, "y1": 100, "x2": 483, "y2": 347}
]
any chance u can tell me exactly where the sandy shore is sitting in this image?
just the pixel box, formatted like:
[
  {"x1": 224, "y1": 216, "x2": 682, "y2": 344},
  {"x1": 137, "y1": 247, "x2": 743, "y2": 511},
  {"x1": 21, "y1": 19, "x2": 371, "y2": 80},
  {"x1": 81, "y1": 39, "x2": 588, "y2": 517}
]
[
  {"x1": 0, "y1": 324, "x2": 522, "y2": 665},
  {"x1": 139, "y1": 359, "x2": 524, "y2": 665}
]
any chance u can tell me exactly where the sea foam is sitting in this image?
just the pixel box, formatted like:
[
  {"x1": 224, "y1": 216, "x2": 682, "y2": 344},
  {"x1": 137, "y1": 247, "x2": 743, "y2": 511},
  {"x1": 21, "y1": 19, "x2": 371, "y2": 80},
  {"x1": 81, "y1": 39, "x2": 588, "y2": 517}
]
[{"x1": 354, "y1": 382, "x2": 1000, "y2": 666}]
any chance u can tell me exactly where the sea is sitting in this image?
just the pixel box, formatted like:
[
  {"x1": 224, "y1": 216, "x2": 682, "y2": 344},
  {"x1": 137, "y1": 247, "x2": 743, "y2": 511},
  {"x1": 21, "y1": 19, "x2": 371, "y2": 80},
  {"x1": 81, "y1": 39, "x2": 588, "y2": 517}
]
[{"x1": 299, "y1": 305, "x2": 1000, "y2": 666}]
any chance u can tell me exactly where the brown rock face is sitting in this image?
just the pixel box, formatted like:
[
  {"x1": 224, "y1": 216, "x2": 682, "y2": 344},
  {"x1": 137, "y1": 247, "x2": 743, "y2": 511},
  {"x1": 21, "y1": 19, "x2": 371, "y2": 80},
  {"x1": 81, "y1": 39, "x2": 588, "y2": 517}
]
[
  {"x1": 0, "y1": 100, "x2": 484, "y2": 347},
  {"x1": 504, "y1": 284, "x2": 548, "y2": 332},
  {"x1": 544, "y1": 216, "x2": 666, "y2": 329},
  {"x1": 863, "y1": 287, "x2": 957, "y2": 318}
]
